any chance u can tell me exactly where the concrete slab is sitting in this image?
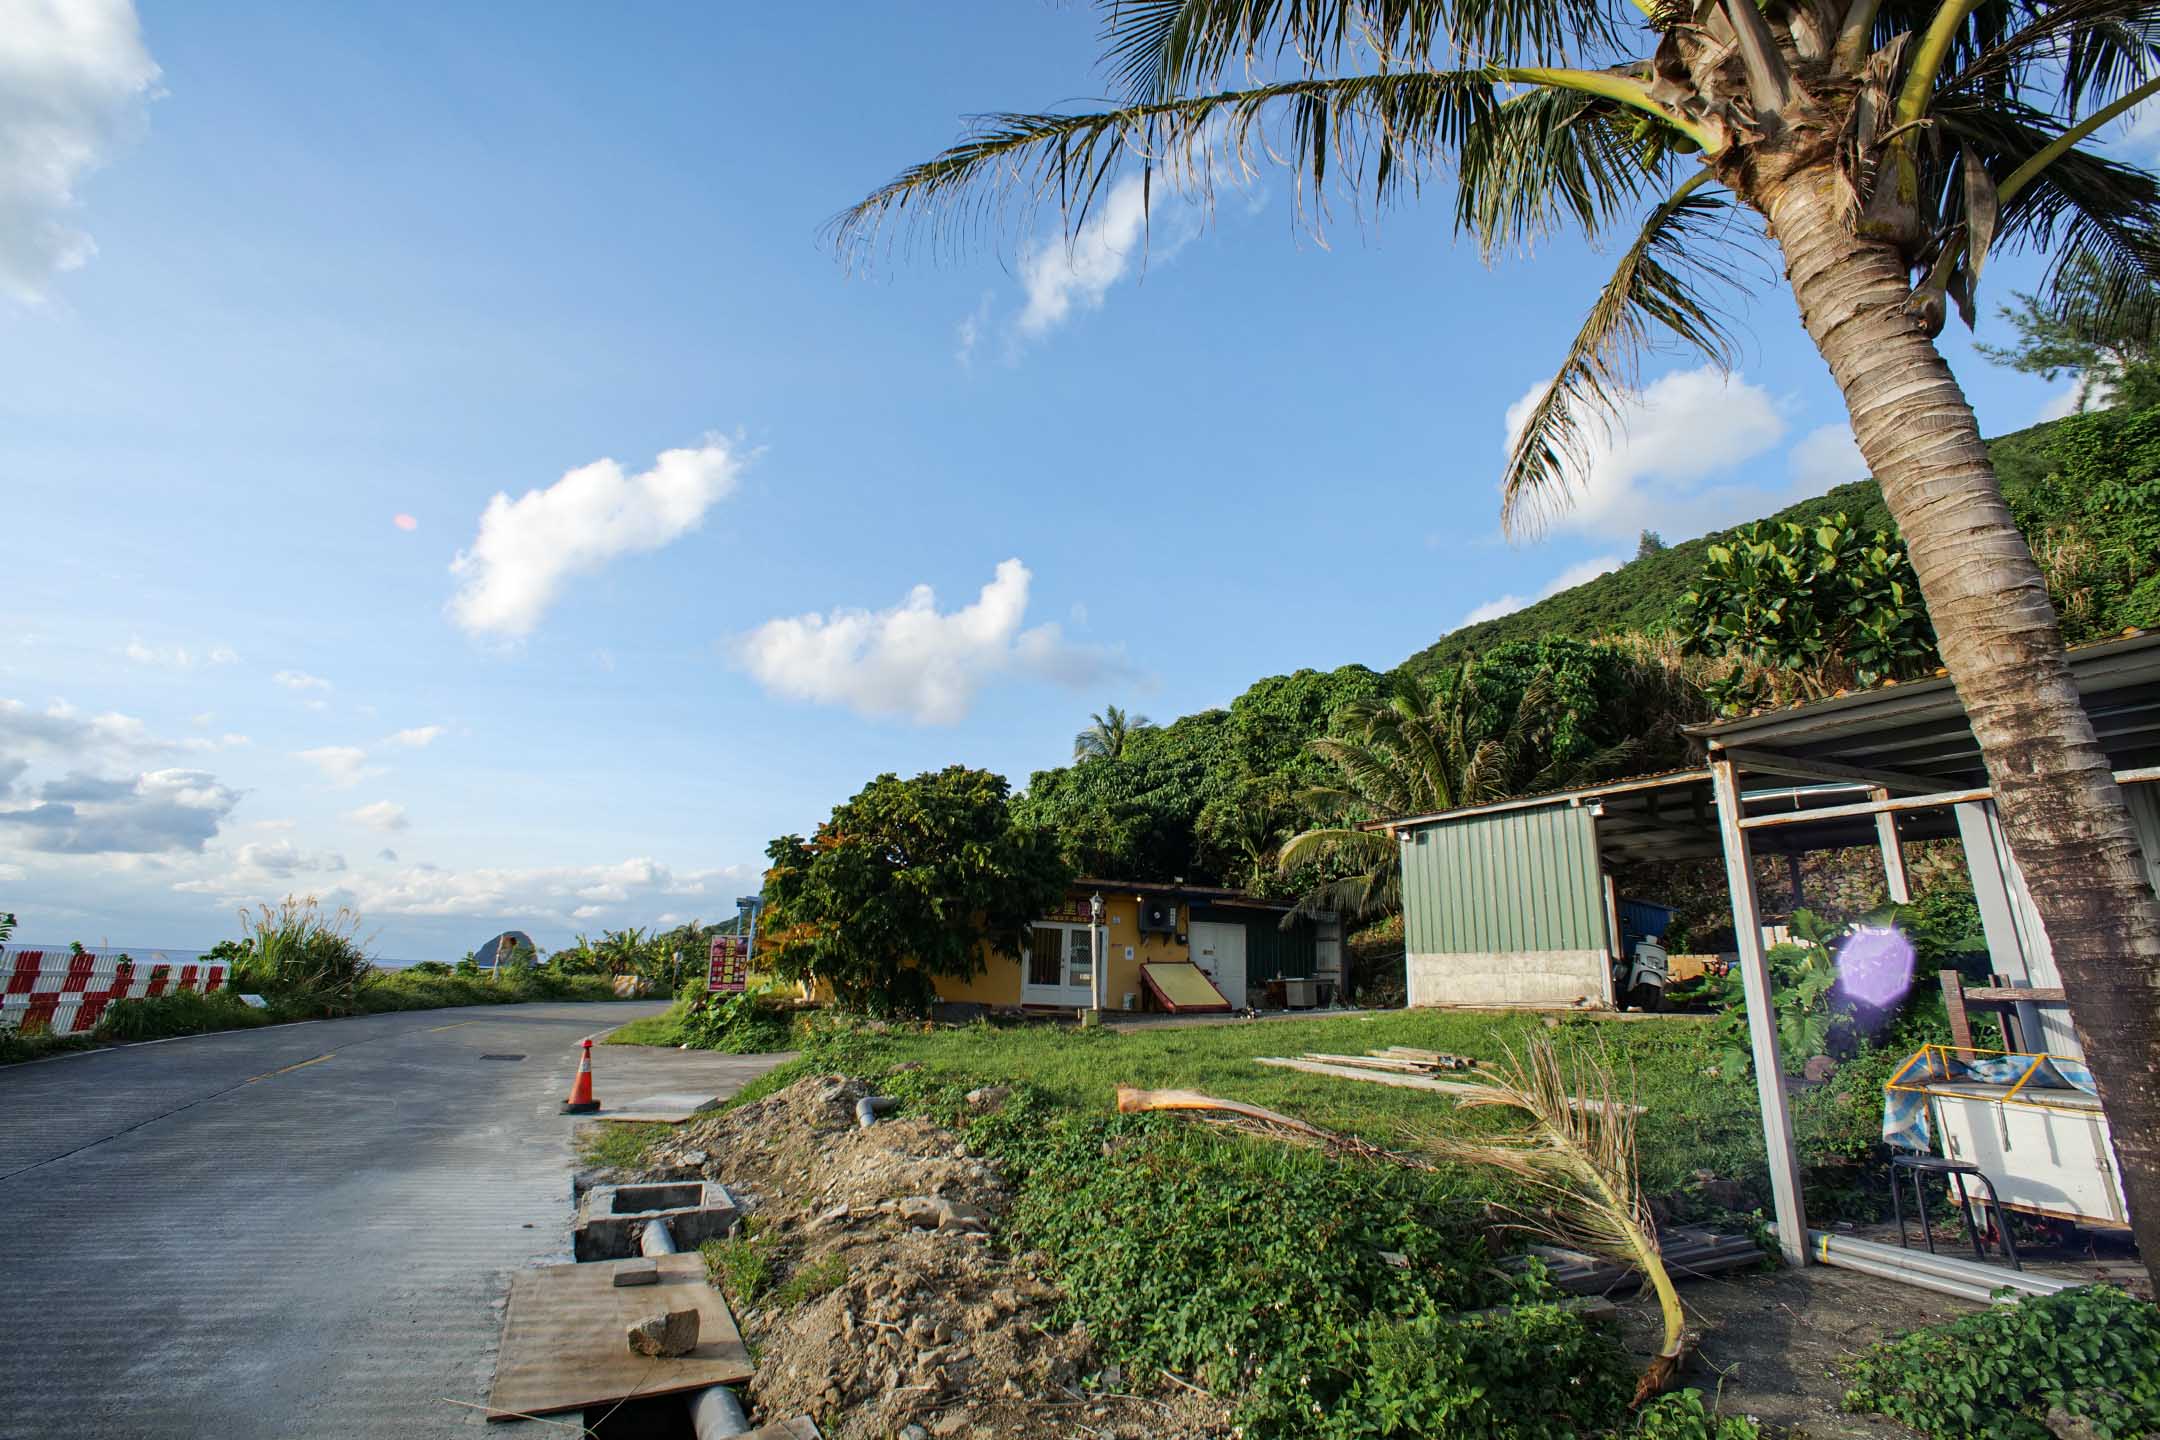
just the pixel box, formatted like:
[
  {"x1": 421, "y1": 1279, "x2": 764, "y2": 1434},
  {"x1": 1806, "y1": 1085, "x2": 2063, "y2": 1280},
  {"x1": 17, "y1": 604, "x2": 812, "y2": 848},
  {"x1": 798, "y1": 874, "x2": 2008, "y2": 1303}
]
[
  {"x1": 583, "y1": 1035, "x2": 797, "y2": 1115},
  {"x1": 596, "y1": 1092, "x2": 722, "y2": 1123},
  {"x1": 487, "y1": 1252, "x2": 752, "y2": 1419}
]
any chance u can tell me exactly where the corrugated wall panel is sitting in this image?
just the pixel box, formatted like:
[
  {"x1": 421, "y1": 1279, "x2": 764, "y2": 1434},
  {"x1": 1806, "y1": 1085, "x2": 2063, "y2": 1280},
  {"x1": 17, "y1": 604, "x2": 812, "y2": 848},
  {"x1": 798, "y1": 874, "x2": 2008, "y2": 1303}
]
[
  {"x1": 1402, "y1": 803, "x2": 1605, "y2": 954},
  {"x1": 2129, "y1": 779, "x2": 2160, "y2": 899}
]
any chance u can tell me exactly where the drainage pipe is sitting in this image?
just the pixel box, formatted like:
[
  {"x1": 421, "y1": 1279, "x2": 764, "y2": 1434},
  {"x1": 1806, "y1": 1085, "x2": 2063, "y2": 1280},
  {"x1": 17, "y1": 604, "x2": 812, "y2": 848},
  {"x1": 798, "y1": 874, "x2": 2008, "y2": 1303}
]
[
  {"x1": 856, "y1": 1095, "x2": 897, "y2": 1129},
  {"x1": 1808, "y1": 1231, "x2": 2072, "y2": 1304},
  {"x1": 635, "y1": 1220, "x2": 751, "y2": 1438}
]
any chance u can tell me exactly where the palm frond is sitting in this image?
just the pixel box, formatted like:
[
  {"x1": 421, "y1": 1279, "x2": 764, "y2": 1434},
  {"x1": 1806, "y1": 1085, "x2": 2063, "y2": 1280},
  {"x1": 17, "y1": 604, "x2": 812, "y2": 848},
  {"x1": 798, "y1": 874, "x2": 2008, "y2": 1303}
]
[
  {"x1": 1414, "y1": 1038, "x2": 1688, "y2": 1403},
  {"x1": 1931, "y1": 94, "x2": 2160, "y2": 328},
  {"x1": 1500, "y1": 173, "x2": 1746, "y2": 535},
  {"x1": 1935, "y1": 0, "x2": 2160, "y2": 115},
  {"x1": 831, "y1": 69, "x2": 1513, "y2": 266},
  {"x1": 1099, "y1": 0, "x2": 1622, "y2": 101},
  {"x1": 1459, "y1": 83, "x2": 1675, "y2": 257}
]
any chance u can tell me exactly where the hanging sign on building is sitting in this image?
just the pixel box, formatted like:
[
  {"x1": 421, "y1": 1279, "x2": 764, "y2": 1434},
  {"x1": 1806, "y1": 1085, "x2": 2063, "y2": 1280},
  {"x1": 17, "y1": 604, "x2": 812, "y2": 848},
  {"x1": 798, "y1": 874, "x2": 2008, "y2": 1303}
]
[{"x1": 707, "y1": 935, "x2": 748, "y2": 993}]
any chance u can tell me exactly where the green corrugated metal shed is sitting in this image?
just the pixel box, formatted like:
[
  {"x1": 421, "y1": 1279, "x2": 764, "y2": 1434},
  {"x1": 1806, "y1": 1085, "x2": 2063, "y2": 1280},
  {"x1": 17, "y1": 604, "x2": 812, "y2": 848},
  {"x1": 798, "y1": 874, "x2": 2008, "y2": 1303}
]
[{"x1": 1400, "y1": 802, "x2": 1606, "y2": 954}]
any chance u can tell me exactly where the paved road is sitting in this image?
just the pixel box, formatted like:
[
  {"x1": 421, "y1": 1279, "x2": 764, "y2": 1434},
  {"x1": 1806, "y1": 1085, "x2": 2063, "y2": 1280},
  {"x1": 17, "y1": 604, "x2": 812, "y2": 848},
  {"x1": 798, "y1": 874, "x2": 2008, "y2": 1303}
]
[{"x1": 0, "y1": 1003, "x2": 783, "y2": 1440}]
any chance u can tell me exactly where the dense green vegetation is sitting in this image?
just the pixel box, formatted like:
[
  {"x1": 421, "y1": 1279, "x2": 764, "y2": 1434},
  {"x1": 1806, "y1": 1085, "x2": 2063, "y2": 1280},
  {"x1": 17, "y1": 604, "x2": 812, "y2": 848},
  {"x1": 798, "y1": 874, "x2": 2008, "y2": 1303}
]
[
  {"x1": 728, "y1": 1013, "x2": 1808, "y2": 1437},
  {"x1": 763, "y1": 766, "x2": 1073, "y2": 1012},
  {"x1": 1409, "y1": 407, "x2": 2160, "y2": 670},
  {"x1": 1013, "y1": 408, "x2": 2160, "y2": 903},
  {"x1": 1843, "y1": 1285, "x2": 2160, "y2": 1440}
]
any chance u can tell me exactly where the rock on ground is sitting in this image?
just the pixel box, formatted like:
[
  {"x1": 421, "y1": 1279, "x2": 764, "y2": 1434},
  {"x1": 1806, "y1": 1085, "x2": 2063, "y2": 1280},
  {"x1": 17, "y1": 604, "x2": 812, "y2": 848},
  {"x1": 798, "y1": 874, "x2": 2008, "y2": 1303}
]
[{"x1": 628, "y1": 1306, "x2": 700, "y2": 1357}]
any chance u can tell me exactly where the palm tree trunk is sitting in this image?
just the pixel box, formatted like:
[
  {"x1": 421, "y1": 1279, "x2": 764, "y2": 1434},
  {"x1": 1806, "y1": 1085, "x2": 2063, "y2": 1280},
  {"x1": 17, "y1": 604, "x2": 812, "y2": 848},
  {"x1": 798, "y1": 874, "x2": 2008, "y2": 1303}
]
[{"x1": 1759, "y1": 162, "x2": 2160, "y2": 1280}]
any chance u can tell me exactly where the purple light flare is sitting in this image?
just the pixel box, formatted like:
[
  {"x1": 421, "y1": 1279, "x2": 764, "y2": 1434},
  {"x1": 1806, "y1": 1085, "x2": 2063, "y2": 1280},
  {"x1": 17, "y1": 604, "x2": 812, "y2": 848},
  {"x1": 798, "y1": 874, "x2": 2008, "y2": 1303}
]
[{"x1": 1837, "y1": 925, "x2": 1916, "y2": 1011}]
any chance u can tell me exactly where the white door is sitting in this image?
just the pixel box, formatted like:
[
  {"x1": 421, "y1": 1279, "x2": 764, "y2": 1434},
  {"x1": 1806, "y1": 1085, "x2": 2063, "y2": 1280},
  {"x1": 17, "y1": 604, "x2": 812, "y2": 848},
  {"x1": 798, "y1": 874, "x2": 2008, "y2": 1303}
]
[
  {"x1": 1023, "y1": 923, "x2": 1094, "y2": 1006},
  {"x1": 1189, "y1": 921, "x2": 1247, "y2": 1008}
]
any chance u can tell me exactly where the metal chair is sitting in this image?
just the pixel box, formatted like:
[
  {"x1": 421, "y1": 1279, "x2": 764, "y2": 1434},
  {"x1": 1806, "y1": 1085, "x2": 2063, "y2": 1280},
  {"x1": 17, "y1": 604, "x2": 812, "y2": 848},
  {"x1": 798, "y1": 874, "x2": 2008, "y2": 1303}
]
[{"x1": 1889, "y1": 1152, "x2": 2021, "y2": 1269}]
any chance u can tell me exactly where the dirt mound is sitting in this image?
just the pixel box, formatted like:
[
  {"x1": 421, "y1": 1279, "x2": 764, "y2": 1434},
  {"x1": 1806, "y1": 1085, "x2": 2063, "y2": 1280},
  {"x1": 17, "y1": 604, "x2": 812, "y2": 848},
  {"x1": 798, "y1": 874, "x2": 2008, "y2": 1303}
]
[{"x1": 631, "y1": 1074, "x2": 1232, "y2": 1440}]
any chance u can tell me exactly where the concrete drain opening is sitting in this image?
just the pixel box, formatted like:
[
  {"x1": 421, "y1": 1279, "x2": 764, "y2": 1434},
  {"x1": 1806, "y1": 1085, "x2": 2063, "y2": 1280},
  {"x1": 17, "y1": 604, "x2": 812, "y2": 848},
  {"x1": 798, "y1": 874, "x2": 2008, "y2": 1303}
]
[
  {"x1": 480, "y1": 1053, "x2": 526, "y2": 1061},
  {"x1": 573, "y1": 1180, "x2": 741, "y2": 1261},
  {"x1": 611, "y1": 1183, "x2": 703, "y2": 1214}
]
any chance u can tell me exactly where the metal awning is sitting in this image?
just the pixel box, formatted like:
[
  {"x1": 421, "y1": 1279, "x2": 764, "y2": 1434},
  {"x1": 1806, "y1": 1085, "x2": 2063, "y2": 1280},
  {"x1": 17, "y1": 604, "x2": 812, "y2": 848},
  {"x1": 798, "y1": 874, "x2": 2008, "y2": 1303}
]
[{"x1": 1690, "y1": 630, "x2": 2160, "y2": 791}]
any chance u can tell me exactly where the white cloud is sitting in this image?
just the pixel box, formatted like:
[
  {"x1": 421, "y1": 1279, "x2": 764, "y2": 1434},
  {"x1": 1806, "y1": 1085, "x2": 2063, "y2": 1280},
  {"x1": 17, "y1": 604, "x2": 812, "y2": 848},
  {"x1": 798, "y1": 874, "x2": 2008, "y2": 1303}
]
[
  {"x1": 735, "y1": 558, "x2": 1128, "y2": 724},
  {"x1": 1500, "y1": 366, "x2": 1788, "y2": 543},
  {"x1": 274, "y1": 669, "x2": 331, "y2": 692},
  {"x1": 0, "y1": 0, "x2": 160, "y2": 304},
  {"x1": 297, "y1": 745, "x2": 376, "y2": 788},
  {"x1": 1013, "y1": 174, "x2": 1199, "y2": 341},
  {"x1": 2036, "y1": 382, "x2": 2090, "y2": 423},
  {"x1": 124, "y1": 638, "x2": 240, "y2": 669},
  {"x1": 346, "y1": 800, "x2": 408, "y2": 832},
  {"x1": 330, "y1": 857, "x2": 753, "y2": 920},
  {"x1": 0, "y1": 768, "x2": 239, "y2": 855},
  {"x1": 382, "y1": 725, "x2": 444, "y2": 749},
  {"x1": 449, "y1": 436, "x2": 746, "y2": 639},
  {"x1": 1462, "y1": 552, "x2": 1626, "y2": 626},
  {"x1": 1789, "y1": 423, "x2": 1867, "y2": 493}
]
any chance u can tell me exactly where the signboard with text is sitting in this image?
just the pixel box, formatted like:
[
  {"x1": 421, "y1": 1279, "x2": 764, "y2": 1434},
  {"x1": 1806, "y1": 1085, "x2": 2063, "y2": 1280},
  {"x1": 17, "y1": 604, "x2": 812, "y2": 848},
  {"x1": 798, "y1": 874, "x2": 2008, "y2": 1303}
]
[{"x1": 707, "y1": 935, "x2": 748, "y2": 994}]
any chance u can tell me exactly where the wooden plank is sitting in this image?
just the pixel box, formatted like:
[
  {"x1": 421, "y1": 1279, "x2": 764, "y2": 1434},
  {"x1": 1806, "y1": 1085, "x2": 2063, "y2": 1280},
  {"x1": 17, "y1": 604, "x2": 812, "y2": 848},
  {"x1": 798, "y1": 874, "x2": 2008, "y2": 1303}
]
[
  {"x1": 1299, "y1": 1052, "x2": 1442, "y2": 1073},
  {"x1": 487, "y1": 1253, "x2": 752, "y2": 1420},
  {"x1": 1940, "y1": 970, "x2": 1974, "y2": 1053},
  {"x1": 1965, "y1": 985, "x2": 2069, "y2": 1004},
  {"x1": 1378, "y1": 1047, "x2": 1478, "y2": 1070},
  {"x1": 1257, "y1": 1056, "x2": 1485, "y2": 1096},
  {"x1": 1255, "y1": 1057, "x2": 1645, "y2": 1114}
]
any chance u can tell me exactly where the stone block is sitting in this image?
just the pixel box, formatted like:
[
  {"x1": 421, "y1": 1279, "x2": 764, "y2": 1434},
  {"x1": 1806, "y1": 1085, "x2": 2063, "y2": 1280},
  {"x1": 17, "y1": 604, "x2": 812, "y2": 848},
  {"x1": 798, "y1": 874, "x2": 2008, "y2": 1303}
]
[{"x1": 627, "y1": 1306, "x2": 700, "y2": 1357}]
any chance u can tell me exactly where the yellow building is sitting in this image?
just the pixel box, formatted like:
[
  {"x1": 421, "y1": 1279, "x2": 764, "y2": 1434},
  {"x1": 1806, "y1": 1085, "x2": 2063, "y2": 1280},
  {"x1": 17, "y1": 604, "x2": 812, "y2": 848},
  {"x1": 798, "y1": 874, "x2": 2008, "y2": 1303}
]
[{"x1": 933, "y1": 879, "x2": 1343, "y2": 1013}]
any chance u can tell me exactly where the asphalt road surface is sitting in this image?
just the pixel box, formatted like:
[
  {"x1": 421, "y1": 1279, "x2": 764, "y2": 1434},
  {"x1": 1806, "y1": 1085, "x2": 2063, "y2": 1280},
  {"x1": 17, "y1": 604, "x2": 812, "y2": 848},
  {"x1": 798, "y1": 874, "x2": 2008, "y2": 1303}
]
[{"x1": 0, "y1": 1002, "x2": 779, "y2": 1440}]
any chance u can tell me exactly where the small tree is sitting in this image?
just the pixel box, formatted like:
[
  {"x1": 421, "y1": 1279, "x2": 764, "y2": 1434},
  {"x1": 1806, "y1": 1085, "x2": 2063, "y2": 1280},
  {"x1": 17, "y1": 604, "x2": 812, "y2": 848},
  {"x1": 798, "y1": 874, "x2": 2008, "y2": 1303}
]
[
  {"x1": 1676, "y1": 514, "x2": 1938, "y2": 712},
  {"x1": 762, "y1": 766, "x2": 1074, "y2": 1014},
  {"x1": 1636, "y1": 529, "x2": 1668, "y2": 561},
  {"x1": 1073, "y1": 703, "x2": 1156, "y2": 761},
  {"x1": 1978, "y1": 254, "x2": 2160, "y2": 413}
]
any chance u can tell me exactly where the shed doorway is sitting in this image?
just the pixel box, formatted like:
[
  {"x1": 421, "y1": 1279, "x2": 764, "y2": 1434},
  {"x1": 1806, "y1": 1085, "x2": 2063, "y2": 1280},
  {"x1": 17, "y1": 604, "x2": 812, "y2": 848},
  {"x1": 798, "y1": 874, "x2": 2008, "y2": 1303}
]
[{"x1": 1188, "y1": 921, "x2": 1248, "y2": 1009}]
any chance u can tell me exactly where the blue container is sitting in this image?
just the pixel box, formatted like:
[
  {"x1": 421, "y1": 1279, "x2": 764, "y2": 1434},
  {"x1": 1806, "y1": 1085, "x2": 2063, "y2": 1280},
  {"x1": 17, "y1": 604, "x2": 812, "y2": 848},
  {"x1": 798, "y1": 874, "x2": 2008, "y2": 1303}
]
[{"x1": 1619, "y1": 899, "x2": 1675, "y2": 942}]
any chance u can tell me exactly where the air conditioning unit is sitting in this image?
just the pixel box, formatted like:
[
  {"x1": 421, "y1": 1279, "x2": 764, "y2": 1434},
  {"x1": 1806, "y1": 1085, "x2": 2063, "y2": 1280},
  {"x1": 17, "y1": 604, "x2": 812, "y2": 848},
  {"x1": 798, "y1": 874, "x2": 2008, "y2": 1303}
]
[{"x1": 1137, "y1": 897, "x2": 1179, "y2": 936}]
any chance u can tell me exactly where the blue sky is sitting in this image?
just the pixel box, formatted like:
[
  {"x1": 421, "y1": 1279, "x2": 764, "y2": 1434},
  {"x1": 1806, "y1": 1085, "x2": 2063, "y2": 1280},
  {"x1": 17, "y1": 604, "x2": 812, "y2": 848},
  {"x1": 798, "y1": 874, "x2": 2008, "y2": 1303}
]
[{"x1": 0, "y1": 2, "x2": 2126, "y2": 958}]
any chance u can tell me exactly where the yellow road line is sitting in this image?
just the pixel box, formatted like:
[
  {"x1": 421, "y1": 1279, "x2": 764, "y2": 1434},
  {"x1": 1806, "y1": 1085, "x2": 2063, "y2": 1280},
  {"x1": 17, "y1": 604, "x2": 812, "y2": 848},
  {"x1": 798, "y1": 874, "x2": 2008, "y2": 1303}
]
[
  {"x1": 248, "y1": 1052, "x2": 335, "y2": 1083},
  {"x1": 428, "y1": 1020, "x2": 476, "y2": 1032}
]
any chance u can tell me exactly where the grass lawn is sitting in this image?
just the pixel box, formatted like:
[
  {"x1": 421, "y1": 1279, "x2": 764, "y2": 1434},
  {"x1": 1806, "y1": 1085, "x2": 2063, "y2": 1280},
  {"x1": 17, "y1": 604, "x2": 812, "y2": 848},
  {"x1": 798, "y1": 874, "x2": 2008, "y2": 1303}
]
[
  {"x1": 780, "y1": 1008, "x2": 1902, "y2": 1205},
  {"x1": 602, "y1": 1009, "x2": 685, "y2": 1047}
]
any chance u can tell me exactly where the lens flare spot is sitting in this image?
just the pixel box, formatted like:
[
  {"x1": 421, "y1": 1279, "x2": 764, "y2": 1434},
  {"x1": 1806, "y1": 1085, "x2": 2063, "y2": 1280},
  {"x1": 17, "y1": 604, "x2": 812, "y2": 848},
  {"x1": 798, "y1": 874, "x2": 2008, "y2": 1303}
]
[{"x1": 1837, "y1": 925, "x2": 1915, "y2": 1011}]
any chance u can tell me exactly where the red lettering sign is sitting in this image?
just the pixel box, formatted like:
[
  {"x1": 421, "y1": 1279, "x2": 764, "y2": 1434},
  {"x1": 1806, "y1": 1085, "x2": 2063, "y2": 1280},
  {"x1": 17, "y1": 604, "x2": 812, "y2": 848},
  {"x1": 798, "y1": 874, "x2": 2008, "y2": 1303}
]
[{"x1": 707, "y1": 936, "x2": 748, "y2": 993}]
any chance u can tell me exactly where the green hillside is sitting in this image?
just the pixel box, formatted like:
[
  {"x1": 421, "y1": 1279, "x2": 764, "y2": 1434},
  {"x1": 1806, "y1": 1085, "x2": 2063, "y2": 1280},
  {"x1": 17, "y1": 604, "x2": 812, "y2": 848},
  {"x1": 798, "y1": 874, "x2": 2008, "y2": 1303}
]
[
  {"x1": 1015, "y1": 405, "x2": 2160, "y2": 891},
  {"x1": 1401, "y1": 413, "x2": 2104, "y2": 673}
]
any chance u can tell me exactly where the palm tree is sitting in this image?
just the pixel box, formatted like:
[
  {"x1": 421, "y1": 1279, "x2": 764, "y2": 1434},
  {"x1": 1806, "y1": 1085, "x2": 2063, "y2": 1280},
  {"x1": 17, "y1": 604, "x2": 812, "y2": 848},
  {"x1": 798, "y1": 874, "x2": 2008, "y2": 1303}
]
[
  {"x1": 1277, "y1": 664, "x2": 1520, "y2": 921},
  {"x1": 1073, "y1": 703, "x2": 1155, "y2": 760},
  {"x1": 835, "y1": 0, "x2": 2160, "y2": 1278}
]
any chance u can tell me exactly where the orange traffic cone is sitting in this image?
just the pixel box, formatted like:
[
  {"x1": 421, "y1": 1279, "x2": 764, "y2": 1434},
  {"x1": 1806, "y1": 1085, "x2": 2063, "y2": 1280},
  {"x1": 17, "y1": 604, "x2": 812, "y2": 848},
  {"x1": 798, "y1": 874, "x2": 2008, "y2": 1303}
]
[{"x1": 563, "y1": 1037, "x2": 600, "y2": 1114}]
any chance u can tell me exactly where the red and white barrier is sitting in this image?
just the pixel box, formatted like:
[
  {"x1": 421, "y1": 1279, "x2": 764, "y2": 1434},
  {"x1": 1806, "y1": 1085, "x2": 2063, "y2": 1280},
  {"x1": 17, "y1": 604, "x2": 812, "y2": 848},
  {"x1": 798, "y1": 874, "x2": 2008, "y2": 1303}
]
[{"x1": 0, "y1": 949, "x2": 228, "y2": 1035}]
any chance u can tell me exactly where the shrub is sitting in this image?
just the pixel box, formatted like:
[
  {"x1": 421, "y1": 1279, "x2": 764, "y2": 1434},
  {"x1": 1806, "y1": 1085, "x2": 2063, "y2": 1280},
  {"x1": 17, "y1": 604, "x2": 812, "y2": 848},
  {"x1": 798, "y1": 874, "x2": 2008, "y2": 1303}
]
[
  {"x1": 883, "y1": 1068, "x2": 1626, "y2": 1440},
  {"x1": 679, "y1": 990, "x2": 794, "y2": 1053},
  {"x1": 1843, "y1": 1286, "x2": 2160, "y2": 1440},
  {"x1": 232, "y1": 895, "x2": 375, "y2": 1010},
  {"x1": 97, "y1": 988, "x2": 269, "y2": 1043},
  {"x1": 1632, "y1": 1390, "x2": 1760, "y2": 1440}
]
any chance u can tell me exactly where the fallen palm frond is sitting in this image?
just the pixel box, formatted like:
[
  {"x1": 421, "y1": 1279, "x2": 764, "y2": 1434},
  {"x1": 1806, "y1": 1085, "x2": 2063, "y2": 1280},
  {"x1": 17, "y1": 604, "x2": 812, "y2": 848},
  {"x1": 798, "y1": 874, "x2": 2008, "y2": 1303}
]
[
  {"x1": 1413, "y1": 1038, "x2": 1687, "y2": 1405},
  {"x1": 1114, "y1": 1087, "x2": 1439, "y2": 1172}
]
